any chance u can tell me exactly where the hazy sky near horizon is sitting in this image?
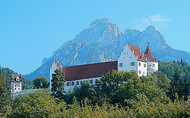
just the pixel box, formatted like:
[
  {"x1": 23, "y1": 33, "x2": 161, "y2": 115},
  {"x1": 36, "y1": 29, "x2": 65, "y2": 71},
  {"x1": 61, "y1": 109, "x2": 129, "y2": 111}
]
[{"x1": 0, "y1": 0, "x2": 190, "y2": 74}]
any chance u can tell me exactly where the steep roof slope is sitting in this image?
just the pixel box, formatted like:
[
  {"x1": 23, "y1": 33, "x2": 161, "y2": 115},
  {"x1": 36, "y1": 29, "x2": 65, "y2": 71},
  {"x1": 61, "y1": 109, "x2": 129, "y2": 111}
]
[
  {"x1": 144, "y1": 46, "x2": 157, "y2": 62},
  {"x1": 12, "y1": 74, "x2": 22, "y2": 81},
  {"x1": 128, "y1": 44, "x2": 146, "y2": 62}
]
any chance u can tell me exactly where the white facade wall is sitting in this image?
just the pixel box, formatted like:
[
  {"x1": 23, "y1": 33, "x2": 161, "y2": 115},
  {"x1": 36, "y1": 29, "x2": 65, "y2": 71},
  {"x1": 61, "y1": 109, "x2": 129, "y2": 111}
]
[
  {"x1": 118, "y1": 45, "x2": 138, "y2": 73},
  {"x1": 49, "y1": 62, "x2": 58, "y2": 90},
  {"x1": 64, "y1": 77, "x2": 100, "y2": 92},
  {"x1": 11, "y1": 81, "x2": 22, "y2": 93},
  {"x1": 137, "y1": 61, "x2": 147, "y2": 77},
  {"x1": 147, "y1": 62, "x2": 158, "y2": 75}
]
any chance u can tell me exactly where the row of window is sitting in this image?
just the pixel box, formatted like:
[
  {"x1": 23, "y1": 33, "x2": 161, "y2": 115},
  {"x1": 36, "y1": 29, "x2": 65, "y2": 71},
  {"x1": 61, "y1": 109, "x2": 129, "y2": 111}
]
[
  {"x1": 119, "y1": 62, "x2": 156, "y2": 68},
  {"x1": 15, "y1": 88, "x2": 20, "y2": 90},
  {"x1": 139, "y1": 70, "x2": 146, "y2": 75},
  {"x1": 139, "y1": 62, "x2": 146, "y2": 67},
  {"x1": 119, "y1": 62, "x2": 135, "y2": 67},
  {"x1": 66, "y1": 79, "x2": 98, "y2": 87}
]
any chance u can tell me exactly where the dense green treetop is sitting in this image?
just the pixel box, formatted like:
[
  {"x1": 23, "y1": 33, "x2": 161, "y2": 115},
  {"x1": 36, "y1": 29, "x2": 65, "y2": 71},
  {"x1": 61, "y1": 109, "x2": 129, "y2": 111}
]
[
  {"x1": 159, "y1": 59, "x2": 190, "y2": 80},
  {"x1": 33, "y1": 76, "x2": 48, "y2": 89}
]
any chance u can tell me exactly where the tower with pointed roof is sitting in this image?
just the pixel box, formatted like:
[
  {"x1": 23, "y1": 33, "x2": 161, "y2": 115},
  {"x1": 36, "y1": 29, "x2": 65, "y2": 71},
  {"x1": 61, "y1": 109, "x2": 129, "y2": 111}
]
[
  {"x1": 11, "y1": 74, "x2": 22, "y2": 93},
  {"x1": 144, "y1": 45, "x2": 158, "y2": 75}
]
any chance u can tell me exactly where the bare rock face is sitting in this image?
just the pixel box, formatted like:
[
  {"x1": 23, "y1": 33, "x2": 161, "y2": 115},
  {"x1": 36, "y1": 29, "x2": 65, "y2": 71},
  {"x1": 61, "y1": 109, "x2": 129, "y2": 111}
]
[{"x1": 24, "y1": 18, "x2": 190, "y2": 80}]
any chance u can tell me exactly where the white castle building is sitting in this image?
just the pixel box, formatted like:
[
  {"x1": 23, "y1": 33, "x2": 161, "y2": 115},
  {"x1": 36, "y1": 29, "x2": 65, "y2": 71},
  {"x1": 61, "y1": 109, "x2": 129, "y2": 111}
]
[{"x1": 50, "y1": 44, "x2": 158, "y2": 92}]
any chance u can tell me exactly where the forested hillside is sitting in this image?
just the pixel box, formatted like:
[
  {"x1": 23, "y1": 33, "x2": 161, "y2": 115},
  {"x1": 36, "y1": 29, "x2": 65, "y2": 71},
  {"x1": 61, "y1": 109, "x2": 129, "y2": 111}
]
[
  {"x1": 159, "y1": 59, "x2": 190, "y2": 80},
  {"x1": 0, "y1": 66, "x2": 33, "y2": 89}
]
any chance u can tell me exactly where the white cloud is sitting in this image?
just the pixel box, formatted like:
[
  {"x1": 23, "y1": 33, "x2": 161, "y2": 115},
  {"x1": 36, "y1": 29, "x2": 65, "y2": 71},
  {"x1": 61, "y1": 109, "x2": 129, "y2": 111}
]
[{"x1": 142, "y1": 14, "x2": 170, "y2": 23}]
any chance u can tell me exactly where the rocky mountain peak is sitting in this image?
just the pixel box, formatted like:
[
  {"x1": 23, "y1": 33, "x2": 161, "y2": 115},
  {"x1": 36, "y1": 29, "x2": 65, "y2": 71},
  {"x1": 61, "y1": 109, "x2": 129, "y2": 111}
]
[
  {"x1": 73, "y1": 18, "x2": 120, "y2": 45},
  {"x1": 145, "y1": 26, "x2": 156, "y2": 32},
  {"x1": 90, "y1": 18, "x2": 112, "y2": 27}
]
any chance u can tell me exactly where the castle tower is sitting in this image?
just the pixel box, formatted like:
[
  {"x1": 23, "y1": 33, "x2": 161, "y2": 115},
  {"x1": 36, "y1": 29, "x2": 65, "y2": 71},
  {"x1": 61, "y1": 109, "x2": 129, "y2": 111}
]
[
  {"x1": 11, "y1": 74, "x2": 22, "y2": 93},
  {"x1": 144, "y1": 46, "x2": 158, "y2": 75}
]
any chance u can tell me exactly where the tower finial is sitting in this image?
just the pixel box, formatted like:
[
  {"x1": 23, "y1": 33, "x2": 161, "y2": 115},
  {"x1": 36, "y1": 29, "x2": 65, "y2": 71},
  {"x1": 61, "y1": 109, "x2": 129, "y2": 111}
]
[{"x1": 148, "y1": 42, "x2": 150, "y2": 46}]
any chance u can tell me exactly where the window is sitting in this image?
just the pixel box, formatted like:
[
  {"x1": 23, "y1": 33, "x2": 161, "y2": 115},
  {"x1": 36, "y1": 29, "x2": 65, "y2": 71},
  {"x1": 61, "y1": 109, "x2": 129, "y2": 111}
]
[
  {"x1": 76, "y1": 81, "x2": 79, "y2": 85},
  {"x1": 119, "y1": 63, "x2": 123, "y2": 67},
  {"x1": 66, "y1": 82, "x2": 69, "y2": 86},
  {"x1": 144, "y1": 64, "x2": 146, "y2": 67},
  {"x1": 130, "y1": 57, "x2": 131, "y2": 59},
  {"x1": 130, "y1": 62, "x2": 135, "y2": 66},
  {"x1": 123, "y1": 57, "x2": 125, "y2": 59},
  {"x1": 139, "y1": 70, "x2": 141, "y2": 74},
  {"x1": 124, "y1": 52, "x2": 126, "y2": 54},
  {"x1": 139, "y1": 62, "x2": 141, "y2": 66},
  {"x1": 80, "y1": 81, "x2": 82, "y2": 85},
  {"x1": 72, "y1": 82, "x2": 75, "y2": 86},
  {"x1": 143, "y1": 71, "x2": 145, "y2": 75},
  {"x1": 90, "y1": 80, "x2": 93, "y2": 84},
  {"x1": 153, "y1": 64, "x2": 155, "y2": 68}
]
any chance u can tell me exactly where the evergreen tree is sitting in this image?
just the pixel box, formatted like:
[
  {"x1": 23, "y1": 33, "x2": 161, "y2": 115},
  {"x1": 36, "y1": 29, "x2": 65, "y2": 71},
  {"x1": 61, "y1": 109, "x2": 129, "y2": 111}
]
[
  {"x1": 0, "y1": 73, "x2": 10, "y2": 114},
  {"x1": 182, "y1": 78, "x2": 190, "y2": 101},
  {"x1": 51, "y1": 70, "x2": 65, "y2": 95},
  {"x1": 168, "y1": 72, "x2": 183, "y2": 101}
]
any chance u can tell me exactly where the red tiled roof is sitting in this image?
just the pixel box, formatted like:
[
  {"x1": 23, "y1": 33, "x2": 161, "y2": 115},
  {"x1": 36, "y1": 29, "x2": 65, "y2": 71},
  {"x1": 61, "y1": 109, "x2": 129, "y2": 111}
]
[
  {"x1": 12, "y1": 74, "x2": 22, "y2": 81},
  {"x1": 62, "y1": 61, "x2": 118, "y2": 81},
  {"x1": 144, "y1": 46, "x2": 157, "y2": 62},
  {"x1": 128, "y1": 44, "x2": 146, "y2": 62}
]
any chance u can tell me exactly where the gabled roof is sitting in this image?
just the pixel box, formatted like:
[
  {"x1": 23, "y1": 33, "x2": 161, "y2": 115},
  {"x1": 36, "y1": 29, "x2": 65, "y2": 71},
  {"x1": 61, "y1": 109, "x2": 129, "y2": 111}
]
[
  {"x1": 144, "y1": 46, "x2": 157, "y2": 62},
  {"x1": 128, "y1": 44, "x2": 146, "y2": 62},
  {"x1": 62, "y1": 61, "x2": 118, "y2": 81},
  {"x1": 12, "y1": 74, "x2": 22, "y2": 81}
]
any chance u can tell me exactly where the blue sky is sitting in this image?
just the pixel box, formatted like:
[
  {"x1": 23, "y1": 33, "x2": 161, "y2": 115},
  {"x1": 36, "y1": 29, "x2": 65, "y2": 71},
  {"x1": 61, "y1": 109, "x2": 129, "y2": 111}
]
[{"x1": 0, "y1": 0, "x2": 190, "y2": 74}]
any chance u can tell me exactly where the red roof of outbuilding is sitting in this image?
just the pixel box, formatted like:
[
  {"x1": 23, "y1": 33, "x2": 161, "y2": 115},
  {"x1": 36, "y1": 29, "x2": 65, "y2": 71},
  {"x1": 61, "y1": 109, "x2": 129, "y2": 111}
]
[
  {"x1": 144, "y1": 46, "x2": 157, "y2": 62},
  {"x1": 12, "y1": 74, "x2": 22, "y2": 81},
  {"x1": 128, "y1": 44, "x2": 146, "y2": 62},
  {"x1": 62, "y1": 61, "x2": 118, "y2": 81}
]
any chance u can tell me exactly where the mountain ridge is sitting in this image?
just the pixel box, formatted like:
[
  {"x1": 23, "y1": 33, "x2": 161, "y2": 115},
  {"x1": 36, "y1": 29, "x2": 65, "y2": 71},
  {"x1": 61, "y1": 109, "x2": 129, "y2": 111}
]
[{"x1": 24, "y1": 18, "x2": 190, "y2": 80}]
